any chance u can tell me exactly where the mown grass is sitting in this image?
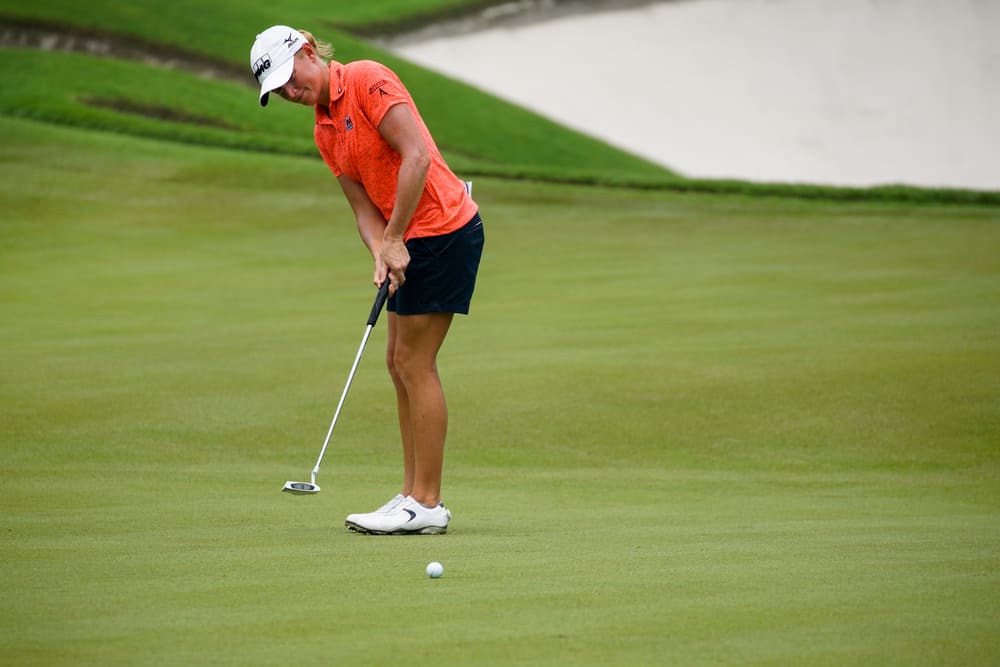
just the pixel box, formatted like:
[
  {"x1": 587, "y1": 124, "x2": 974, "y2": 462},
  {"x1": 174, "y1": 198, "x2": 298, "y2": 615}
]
[
  {"x1": 1, "y1": 2, "x2": 999, "y2": 664},
  {"x1": 2, "y1": 116, "x2": 999, "y2": 665}
]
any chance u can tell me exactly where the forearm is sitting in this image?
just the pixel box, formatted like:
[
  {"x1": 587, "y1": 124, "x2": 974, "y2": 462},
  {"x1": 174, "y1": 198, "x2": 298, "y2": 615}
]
[
  {"x1": 384, "y1": 151, "x2": 430, "y2": 242},
  {"x1": 356, "y1": 211, "x2": 387, "y2": 259},
  {"x1": 338, "y1": 173, "x2": 388, "y2": 265}
]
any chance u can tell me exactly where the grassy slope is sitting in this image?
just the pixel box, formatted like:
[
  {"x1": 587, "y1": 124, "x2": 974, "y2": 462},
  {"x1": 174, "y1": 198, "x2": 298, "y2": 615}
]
[
  {"x1": 2, "y1": 1, "x2": 997, "y2": 200},
  {"x1": 2, "y1": 116, "x2": 999, "y2": 665},
  {"x1": 0, "y1": 0, "x2": 481, "y2": 50},
  {"x1": 0, "y1": 1, "x2": 675, "y2": 186},
  {"x1": 0, "y1": 45, "x2": 667, "y2": 184}
]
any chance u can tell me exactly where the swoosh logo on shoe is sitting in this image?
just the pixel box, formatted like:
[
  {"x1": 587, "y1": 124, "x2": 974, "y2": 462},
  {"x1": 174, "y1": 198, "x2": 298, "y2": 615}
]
[{"x1": 402, "y1": 509, "x2": 416, "y2": 523}]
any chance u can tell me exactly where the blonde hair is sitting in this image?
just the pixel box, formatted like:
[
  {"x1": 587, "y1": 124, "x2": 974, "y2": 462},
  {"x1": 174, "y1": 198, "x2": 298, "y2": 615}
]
[{"x1": 299, "y1": 29, "x2": 334, "y2": 60}]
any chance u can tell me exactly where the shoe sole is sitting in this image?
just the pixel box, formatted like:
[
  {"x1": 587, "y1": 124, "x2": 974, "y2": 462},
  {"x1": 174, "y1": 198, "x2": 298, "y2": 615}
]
[{"x1": 345, "y1": 521, "x2": 448, "y2": 535}]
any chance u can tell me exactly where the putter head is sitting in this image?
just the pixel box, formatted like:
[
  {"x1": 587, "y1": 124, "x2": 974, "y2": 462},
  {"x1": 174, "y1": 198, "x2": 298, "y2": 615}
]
[{"x1": 282, "y1": 481, "x2": 320, "y2": 494}]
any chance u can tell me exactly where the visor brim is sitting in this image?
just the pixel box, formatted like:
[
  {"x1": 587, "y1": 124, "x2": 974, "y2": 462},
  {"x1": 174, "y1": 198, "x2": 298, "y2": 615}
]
[{"x1": 258, "y1": 57, "x2": 295, "y2": 107}]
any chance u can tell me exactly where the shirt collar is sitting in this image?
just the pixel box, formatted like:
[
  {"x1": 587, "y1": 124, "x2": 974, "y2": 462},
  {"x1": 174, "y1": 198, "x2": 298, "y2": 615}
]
[
  {"x1": 328, "y1": 61, "x2": 345, "y2": 103},
  {"x1": 315, "y1": 61, "x2": 345, "y2": 124}
]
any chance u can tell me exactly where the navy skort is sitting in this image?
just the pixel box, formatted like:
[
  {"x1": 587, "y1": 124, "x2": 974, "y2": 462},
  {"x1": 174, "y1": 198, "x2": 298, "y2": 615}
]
[{"x1": 388, "y1": 212, "x2": 484, "y2": 316}]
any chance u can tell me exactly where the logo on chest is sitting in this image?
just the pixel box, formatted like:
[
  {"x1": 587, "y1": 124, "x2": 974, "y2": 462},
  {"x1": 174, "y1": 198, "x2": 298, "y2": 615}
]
[{"x1": 344, "y1": 115, "x2": 354, "y2": 131}]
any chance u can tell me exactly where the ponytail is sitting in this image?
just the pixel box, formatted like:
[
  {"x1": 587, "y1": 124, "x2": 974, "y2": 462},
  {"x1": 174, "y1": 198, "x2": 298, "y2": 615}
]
[{"x1": 299, "y1": 29, "x2": 334, "y2": 60}]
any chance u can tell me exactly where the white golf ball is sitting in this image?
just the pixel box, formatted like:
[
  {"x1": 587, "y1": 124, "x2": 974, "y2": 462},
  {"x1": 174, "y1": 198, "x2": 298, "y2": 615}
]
[{"x1": 426, "y1": 561, "x2": 444, "y2": 578}]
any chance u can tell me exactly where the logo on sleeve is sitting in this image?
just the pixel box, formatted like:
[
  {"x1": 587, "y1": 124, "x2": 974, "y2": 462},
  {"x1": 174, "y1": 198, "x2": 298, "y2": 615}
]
[{"x1": 368, "y1": 80, "x2": 390, "y2": 96}]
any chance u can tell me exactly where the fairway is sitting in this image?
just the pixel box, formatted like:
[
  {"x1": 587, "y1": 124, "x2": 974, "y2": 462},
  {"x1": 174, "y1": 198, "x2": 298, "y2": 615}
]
[{"x1": 2, "y1": 116, "x2": 999, "y2": 666}]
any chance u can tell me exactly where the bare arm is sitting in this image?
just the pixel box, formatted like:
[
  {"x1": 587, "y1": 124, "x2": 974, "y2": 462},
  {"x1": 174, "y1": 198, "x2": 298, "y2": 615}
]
[
  {"x1": 377, "y1": 103, "x2": 431, "y2": 290},
  {"x1": 337, "y1": 174, "x2": 389, "y2": 288}
]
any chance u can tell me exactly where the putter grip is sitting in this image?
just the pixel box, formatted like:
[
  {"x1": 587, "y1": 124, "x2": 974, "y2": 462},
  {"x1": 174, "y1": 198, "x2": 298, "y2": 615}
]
[{"x1": 367, "y1": 278, "x2": 391, "y2": 326}]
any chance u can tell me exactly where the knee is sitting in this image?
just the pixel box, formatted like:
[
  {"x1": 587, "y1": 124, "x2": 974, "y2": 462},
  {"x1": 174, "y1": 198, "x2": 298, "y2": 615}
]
[
  {"x1": 386, "y1": 349, "x2": 402, "y2": 384},
  {"x1": 387, "y1": 346, "x2": 421, "y2": 384},
  {"x1": 390, "y1": 346, "x2": 434, "y2": 386},
  {"x1": 389, "y1": 346, "x2": 412, "y2": 384}
]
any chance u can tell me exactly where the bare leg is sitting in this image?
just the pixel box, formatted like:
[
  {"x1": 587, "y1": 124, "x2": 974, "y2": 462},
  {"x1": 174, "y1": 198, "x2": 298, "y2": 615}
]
[
  {"x1": 386, "y1": 313, "x2": 414, "y2": 497},
  {"x1": 385, "y1": 311, "x2": 453, "y2": 507}
]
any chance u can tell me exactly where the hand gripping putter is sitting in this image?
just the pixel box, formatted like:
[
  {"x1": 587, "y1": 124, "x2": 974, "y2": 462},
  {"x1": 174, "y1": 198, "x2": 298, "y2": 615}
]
[{"x1": 283, "y1": 279, "x2": 391, "y2": 495}]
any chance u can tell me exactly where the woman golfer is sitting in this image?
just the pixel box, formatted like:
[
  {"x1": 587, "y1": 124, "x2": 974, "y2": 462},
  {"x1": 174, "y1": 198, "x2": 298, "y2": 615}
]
[{"x1": 251, "y1": 26, "x2": 484, "y2": 534}]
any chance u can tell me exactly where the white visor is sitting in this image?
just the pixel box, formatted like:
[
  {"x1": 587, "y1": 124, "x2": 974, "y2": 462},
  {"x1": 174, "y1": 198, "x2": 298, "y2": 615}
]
[{"x1": 250, "y1": 26, "x2": 306, "y2": 107}]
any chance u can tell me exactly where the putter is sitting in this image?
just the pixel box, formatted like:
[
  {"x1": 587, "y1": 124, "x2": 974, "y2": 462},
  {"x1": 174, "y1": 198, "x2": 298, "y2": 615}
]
[{"x1": 283, "y1": 278, "x2": 391, "y2": 495}]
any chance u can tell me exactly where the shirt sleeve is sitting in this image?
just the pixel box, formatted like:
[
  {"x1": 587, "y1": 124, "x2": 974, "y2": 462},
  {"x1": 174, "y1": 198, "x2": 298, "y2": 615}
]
[
  {"x1": 314, "y1": 125, "x2": 342, "y2": 177},
  {"x1": 354, "y1": 60, "x2": 411, "y2": 128}
]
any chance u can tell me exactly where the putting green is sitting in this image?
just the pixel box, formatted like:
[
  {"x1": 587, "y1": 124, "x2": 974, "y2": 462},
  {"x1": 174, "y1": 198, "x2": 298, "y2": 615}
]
[{"x1": 2, "y1": 117, "x2": 998, "y2": 666}]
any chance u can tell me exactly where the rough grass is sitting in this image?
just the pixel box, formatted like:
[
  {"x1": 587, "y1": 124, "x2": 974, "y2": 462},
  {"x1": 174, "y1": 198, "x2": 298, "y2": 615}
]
[{"x1": 2, "y1": 117, "x2": 999, "y2": 665}]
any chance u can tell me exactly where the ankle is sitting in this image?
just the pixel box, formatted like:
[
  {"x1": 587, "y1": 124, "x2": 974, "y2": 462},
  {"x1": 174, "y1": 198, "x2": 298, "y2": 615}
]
[{"x1": 408, "y1": 494, "x2": 440, "y2": 508}]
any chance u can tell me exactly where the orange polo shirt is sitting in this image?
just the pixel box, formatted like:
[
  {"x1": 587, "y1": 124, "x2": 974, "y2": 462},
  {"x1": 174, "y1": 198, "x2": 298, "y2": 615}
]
[{"x1": 314, "y1": 60, "x2": 477, "y2": 241}]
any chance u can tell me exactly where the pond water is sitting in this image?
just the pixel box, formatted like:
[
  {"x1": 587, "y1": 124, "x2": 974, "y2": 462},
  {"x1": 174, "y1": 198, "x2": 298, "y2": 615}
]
[{"x1": 388, "y1": 0, "x2": 1000, "y2": 190}]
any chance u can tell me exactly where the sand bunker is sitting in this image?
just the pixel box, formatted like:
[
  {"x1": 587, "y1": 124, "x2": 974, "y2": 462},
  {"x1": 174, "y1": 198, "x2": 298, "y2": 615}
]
[{"x1": 388, "y1": 0, "x2": 1000, "y2": 190}]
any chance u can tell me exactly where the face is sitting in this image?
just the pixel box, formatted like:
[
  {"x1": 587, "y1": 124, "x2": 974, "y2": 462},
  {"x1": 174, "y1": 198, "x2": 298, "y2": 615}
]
[{"x1": 274, "y1": 47, "x2": 327, "y2": 106}]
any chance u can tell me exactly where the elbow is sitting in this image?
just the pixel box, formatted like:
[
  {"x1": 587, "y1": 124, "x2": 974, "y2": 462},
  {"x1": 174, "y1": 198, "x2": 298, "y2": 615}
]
[{"x1": 408, "y1": 144, "x2": 431, "y2": 178}]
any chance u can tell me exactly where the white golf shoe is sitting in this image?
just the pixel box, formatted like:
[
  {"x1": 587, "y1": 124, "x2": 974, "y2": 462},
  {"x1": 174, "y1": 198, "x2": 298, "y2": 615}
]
[
  {"x1": 343, "y1": 494, "x2": 405, "y2": 528},
  {"x1": 345, "y1": 496, "x2": 451, "y2": 535},
  {"x1": 373, "y1": 493, "x2": 407, "y2": 513}
]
